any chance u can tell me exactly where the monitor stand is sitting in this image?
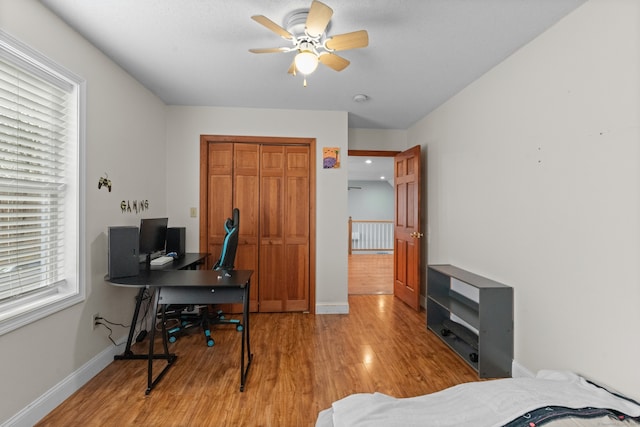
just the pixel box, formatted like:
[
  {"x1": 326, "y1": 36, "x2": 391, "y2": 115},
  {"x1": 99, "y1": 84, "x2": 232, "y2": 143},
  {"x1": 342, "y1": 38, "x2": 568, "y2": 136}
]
[{"x1": 144, "y1": 253, "x2": 152, "y2": 272}]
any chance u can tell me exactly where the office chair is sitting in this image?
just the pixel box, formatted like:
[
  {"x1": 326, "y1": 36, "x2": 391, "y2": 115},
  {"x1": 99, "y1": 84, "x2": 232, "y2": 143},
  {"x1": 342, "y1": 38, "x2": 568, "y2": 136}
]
[
  {"x1": 161, "y1": 208, "x2": 242, "y2": 347},
  {"x1": 213, "y1": 207, "x2": 239, "y2": 275}
]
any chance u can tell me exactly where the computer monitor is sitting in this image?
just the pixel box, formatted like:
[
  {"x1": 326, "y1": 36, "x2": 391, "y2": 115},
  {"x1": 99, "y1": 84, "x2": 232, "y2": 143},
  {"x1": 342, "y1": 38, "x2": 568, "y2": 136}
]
[{"x1": 139, "y1": 217, "x2": 168, "y2": 270}]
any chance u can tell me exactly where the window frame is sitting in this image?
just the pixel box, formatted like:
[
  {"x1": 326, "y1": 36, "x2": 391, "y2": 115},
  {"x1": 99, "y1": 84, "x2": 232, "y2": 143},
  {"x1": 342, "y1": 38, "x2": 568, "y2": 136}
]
[{"x1": 0, "y1": 29, "x2": 86, "y2": 335}]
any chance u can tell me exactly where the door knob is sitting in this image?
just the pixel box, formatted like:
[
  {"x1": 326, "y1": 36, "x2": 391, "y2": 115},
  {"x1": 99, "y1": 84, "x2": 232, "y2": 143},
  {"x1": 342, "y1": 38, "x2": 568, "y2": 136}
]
[{"x1": 410, "y1": 232, "x2": 424, "y2": 238}]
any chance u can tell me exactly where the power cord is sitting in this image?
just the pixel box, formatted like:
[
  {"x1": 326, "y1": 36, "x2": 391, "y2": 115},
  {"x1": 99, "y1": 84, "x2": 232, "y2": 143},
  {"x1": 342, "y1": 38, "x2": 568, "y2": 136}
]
[
  {"x1": 94, "y1": 316, "x2": 129, "y2": 347},
  {"x1": 135, "y1": 288, "x2": 153, "y2": 342},
  {"x1": 95, "y1": 322, "x2": 117, "y2": 346},
  {"x1": 98, "y1": 317, "x2": 129, "y2": 328},
  {"x1": 94, "y1": 288, "x2": 154, "y2": 346}
]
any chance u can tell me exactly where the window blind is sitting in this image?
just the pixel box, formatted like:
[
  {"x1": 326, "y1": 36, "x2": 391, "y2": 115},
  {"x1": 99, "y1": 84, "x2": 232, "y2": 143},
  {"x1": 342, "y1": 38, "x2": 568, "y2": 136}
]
[{"x1": 0, "y1": 57, "x2": 71, "y2": 302}]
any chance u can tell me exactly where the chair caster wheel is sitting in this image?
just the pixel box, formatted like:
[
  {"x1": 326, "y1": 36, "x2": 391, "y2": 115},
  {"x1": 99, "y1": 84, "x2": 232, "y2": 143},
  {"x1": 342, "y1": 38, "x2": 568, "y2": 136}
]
[
  {"x1": 236, "y1": 325, "x2": 243, "y2": 332},
  {"x1": 169, "y1": 336, "x2": 177, "y2": 343},
  {"x1": 207, "y1": 339, "x2": 215, "y2": 347}
]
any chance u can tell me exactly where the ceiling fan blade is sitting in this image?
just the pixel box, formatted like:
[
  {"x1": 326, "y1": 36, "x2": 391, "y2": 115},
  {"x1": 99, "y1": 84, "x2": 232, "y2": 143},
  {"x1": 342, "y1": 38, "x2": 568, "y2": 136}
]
[
  {"x1": 249, "y1": 47, "x2": 290, "y2": 54},
  {"x1": 288, "y1": 60, "x2": 296, "y2": 75},
  {"x1": 325, "y1": 30, "x2": 369, "y2": 51},
  {"x1": 306, "y1": 1, "x2": 333, "y2": 38},
  {"x1": 318, "y1": 52, "x2": 350, "y2": 71},
  {"x1": 251, "y1": 15, "x2": 294, "y2": 40}
]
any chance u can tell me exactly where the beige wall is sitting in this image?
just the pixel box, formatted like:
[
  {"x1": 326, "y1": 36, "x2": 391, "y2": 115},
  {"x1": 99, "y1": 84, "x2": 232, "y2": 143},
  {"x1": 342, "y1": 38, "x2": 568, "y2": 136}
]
[
  {"x1": 1, "y1": 2, "x2": 351, "y2": 423},
  {"x1": 348, "y1": 128, "x2": 408, "y2": 151},
  {"x1": 164, "y1": 106, "x2": 349, "y2": 309},
  {"x1": 2, "y1": 0, "x2": 639, "y2": 423},
  {"x1": 0, "y1": 0, "x2": 168, "y2": 423},
  {"x1": 410, "y1": 0, "x2": 640, "y2": 399}
]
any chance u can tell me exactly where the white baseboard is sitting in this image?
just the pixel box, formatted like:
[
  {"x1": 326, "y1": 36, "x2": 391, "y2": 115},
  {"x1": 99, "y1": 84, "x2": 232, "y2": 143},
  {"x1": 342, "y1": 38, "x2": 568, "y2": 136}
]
[
  {"x1": 315, "y1": 303, "x2": 349, "y2": 314},
  {"x1": 3, "y1": 341, "x2": 124, "y2": 427},
  {"x1": 512, "y1": 360, "x2": 535, "y2": 378}
]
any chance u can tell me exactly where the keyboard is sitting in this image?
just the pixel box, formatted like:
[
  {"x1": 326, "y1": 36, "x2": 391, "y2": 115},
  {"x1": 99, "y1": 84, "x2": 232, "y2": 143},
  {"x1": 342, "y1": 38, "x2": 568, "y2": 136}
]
[{"x1": 150, "y1": 256, "x2": 174, "y2": 266}]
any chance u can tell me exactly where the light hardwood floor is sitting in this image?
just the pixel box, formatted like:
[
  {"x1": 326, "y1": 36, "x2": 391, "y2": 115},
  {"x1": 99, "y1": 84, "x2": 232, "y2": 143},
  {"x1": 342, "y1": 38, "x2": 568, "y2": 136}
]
[
  {"x1": 348, "y1": 253, "x2": 393, "y2": 295},
  {"x1": 37, "y1": 295, "x2": 478, "y2": 427}
]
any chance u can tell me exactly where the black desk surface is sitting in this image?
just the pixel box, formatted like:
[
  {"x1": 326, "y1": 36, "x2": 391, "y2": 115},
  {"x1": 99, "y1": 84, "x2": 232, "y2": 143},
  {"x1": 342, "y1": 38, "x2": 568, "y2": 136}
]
[
  {"x1": 105, "y1": 252, "x2": 207, "y2": 283},
  {"x1": 107, "y1": 253, "x2": 253, "y2": 394},
  {"x1": 146, "y1": 252, "x2": 208, "y2": 271},
  {"x1": 108, "y1": 269, "x2": 252, "y2": 288},
  {"x1": 139, "y1": 268, "x2": 253, "y2": 394}
]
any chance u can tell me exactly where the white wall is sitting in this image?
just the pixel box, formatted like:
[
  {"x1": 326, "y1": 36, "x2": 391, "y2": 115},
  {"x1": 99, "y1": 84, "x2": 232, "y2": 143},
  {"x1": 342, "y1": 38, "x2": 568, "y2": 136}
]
[
  {"x1": 3, "y1": 0, "x2": 638, "y2": 423},
  {"x1": 349, "y1": 128, "x2": 408, "y2": 151},
  {"x1": 0, "y1": 2, "x2": 350, "y2": 422},
  {"x1": 410, "y1": 0, "x2": 640, "y2": 399},
  {"x1": 0, "y1": 0, "x2": 167, "y2": 423},
  {"x1": 165, "y1": 106, "x2": 349, "y2": 311},
  {"x1": 348, "y1": 180, "x2": 395, "y2": 221}
]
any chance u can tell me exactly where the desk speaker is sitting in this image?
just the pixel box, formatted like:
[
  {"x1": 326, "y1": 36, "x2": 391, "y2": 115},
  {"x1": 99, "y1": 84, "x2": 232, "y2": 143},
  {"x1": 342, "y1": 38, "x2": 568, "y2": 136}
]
[
  {"x1": 108, "y1": 226, "x2": 140, "y2": 278},
  {"x1": 166, "y1": 227, "x2": 186, "y2": 257}
]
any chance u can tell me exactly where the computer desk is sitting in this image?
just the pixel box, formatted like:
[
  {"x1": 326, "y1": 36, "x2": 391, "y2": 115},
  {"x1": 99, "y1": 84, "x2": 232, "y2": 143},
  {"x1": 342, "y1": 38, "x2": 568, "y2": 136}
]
[
  {"x1": 107, "y1": 254, "x2": 254, "y2": 394},
  {"x1": 111, "y1": 253, "x2": 208, "y2": 361}
]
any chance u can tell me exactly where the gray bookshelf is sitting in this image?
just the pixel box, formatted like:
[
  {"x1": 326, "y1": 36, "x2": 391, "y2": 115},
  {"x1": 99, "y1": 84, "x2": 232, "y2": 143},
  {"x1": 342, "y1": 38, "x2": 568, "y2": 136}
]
[{"x1": 426, "y1": 264, "x2": 513, "y2": 378}]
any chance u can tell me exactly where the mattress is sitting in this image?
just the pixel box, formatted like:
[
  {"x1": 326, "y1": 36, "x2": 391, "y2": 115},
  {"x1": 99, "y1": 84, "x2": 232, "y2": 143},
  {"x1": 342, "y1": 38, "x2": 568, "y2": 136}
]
[{"x1": 315, "y1": 371, "x2": 640, "y2": 427}]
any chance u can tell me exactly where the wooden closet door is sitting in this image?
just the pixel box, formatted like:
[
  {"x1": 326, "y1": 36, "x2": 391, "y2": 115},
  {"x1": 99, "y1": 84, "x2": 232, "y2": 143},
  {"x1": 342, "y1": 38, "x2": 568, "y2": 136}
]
[
  {"x1": 233, "y1": 144, "x2": 260, "y2": 311},
  {"x1": 203, "y1": 142, "x2": 233, "y2": 269},
  {"x1": 201, "y1": 136, "x2": 315, "y2": 313},
  {"x1": 259, "y1": 146, "x2": 285, "y2": 311},
  {"x1": 259, "y1": 145, "x2": 310, "y2": 312},
  {"x1": 284, "y1": 146, "x2": 310, "y2": 311},
  {"x1": 201, "y1": 142, "x2": 258, "y2": 312}
]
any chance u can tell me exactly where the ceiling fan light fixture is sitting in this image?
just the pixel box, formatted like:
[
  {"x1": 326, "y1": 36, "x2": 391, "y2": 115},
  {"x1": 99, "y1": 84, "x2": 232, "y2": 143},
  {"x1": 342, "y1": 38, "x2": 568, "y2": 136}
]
[
  {"x1": 294, "y1": 50, "x2": 319, "y2": 75},
  {"x1": 250, "y1": 1, "x2": 369, "y2": 82}
]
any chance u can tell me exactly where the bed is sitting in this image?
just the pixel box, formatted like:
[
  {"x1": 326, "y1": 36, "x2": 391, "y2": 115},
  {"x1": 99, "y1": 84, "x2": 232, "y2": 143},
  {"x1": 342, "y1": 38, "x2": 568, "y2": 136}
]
[{"x1": 315, "y1": 371, "x2": 640, "y2": 427}]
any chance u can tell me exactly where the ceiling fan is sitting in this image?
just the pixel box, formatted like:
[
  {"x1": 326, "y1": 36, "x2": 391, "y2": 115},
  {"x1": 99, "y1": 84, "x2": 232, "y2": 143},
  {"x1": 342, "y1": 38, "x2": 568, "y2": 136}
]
[{"x1": 249, "y1": 0, "x2": 369, "y2": 86}]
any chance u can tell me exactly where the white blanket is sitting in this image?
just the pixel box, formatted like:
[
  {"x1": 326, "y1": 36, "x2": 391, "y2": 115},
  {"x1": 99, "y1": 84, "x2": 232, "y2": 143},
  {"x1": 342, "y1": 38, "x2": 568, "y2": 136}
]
[{"x1": 316, "y1": 371, "x2": 640, "y2": 427}]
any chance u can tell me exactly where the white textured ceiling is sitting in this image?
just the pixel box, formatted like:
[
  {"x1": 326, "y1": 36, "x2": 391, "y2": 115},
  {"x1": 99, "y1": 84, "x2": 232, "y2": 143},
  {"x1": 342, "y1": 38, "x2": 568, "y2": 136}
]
[
  {"x1": 348, "y1": 155, "x2": 394, "y2": 186},
  {"x1": 39, "y1": 0, "x2": 586, "y2": 130},
  {"x1": 349, "y1": 155, "x2": 393, "y2": 178}
]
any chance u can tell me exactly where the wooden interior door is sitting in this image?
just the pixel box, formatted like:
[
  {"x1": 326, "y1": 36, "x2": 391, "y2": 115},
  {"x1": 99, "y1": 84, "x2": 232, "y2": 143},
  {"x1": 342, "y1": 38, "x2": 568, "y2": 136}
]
[
  {"x1": 232, "y1": 143, "x2": 260, "y2": 311},
  {"x1": 199, "y1": 142, "x2": 259, "y2": 311},
  {"x1": 200, "y1": 136, "x2": 315, "y2": 313},
  {"x1": 201, "y1": 142, "x2": 233, "y2": 268},
  {"x1": 259, "y1": 145, "x2": 310, "y2": 312},
  {"x1": 283, "y1": 146, "x2": 310, "y2": 311},
  {"x1": 394, "y1": 145, "x2": 422, "y2": 310},
  {"x1": 258, "y1": 145, "x2": 285, "y2": 311}
]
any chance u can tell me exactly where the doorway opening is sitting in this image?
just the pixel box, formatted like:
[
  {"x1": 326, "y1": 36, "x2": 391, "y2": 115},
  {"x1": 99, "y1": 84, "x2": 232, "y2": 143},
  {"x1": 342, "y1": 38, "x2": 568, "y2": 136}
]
[{"x1": 347, "y1": 150, "x2": 398, "y2": 295}]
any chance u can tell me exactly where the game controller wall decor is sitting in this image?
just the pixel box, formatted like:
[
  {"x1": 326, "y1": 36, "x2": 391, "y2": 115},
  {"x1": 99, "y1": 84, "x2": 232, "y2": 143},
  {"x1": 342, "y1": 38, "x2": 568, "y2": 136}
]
[
  {"x1": 98, "y1": 173, "x2": 151, "y2": 214},
  {"x1": 98, "y1": 173, "x2": 112, "y2": 192}
]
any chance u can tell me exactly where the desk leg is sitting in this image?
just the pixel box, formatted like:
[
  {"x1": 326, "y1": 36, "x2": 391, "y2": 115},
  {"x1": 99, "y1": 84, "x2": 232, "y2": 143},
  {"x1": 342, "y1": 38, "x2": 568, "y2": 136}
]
[
  {"x1": 114, "y1": 287, "x2": 147, "y2": 360},
  {"x1": 240, "y1": 281, "x2": 253, "y2": 392},
  {"x1": 145, "y1": 289, "x2": 177, "y2": 395}
]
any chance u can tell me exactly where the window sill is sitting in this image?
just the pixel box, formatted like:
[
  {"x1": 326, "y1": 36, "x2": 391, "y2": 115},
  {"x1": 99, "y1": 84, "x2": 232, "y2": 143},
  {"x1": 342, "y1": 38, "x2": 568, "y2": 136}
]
[{"x1": 0, "y1": 290, "x2": 85, "y2": 336}]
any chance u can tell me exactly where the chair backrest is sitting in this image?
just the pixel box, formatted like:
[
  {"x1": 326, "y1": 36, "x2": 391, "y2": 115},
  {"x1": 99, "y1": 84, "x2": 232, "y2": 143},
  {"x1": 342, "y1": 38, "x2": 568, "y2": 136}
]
[{"x1": 213, "y1": 208, "x2": 239, "y2": 272}]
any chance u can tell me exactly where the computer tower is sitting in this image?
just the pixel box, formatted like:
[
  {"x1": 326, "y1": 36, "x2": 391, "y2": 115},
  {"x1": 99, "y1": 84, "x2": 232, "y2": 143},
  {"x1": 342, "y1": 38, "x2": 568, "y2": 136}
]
[
  {"x1": 166, "y1": 227, "x2": 186, "y2": 257},
  {"x1": 108, "y1": 226, "x2": 140, "y2": 278}
]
